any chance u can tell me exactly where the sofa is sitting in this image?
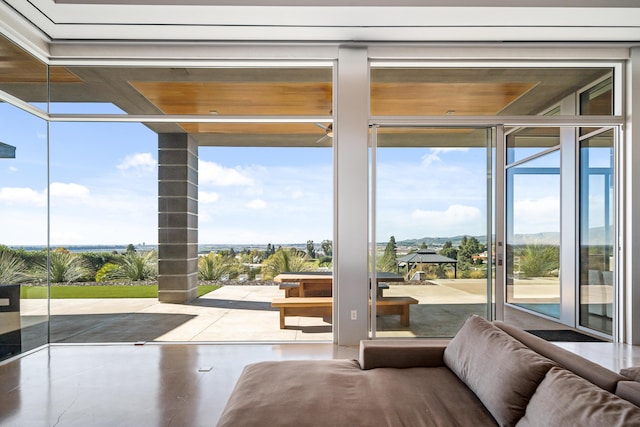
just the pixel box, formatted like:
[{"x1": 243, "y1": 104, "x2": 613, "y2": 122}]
[{"x1": 217, "y1": 315, "x2": 640, "y2": 426}]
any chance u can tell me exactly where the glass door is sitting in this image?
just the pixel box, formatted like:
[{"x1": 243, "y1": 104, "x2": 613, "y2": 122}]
[
  {"x1": 370, "y1": 126, "x2": 494, "y2": 338},
  {"x1": 504, "y1": 125, "x2": 616, "y2": 337},
  {"x1": 505, "y1": 128, "x2": 561, "y2": 319}
]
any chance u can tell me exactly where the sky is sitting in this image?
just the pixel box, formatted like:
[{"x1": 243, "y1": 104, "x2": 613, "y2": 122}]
[{"x1": 0, "y1": 103, "x2": 611, "y2": 246}]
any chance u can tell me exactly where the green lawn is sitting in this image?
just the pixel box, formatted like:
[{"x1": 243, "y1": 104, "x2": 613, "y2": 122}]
[{"x1": 20, "y1": 284, "x2": 220, "y2": 299}]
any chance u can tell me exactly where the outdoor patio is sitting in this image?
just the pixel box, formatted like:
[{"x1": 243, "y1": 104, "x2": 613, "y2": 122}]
[{"x1": 17, "y1": 279, "x2": 572, "y2": 345}]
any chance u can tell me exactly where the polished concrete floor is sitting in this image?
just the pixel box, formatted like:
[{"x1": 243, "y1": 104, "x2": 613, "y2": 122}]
[
  {"x1": 0, "y1": 341, "x2": 638, "y2": 427},
  {"x1": 3, "y1": 282, "x2": 633, "y2": 426},
  {"x1": 0, "y1": 343, "x2": 358, "y2": 427}
]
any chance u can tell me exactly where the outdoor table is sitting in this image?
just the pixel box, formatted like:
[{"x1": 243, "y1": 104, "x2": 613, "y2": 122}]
[{"x1": 273, "y1": 272, "x2": 404, "y2": 297}]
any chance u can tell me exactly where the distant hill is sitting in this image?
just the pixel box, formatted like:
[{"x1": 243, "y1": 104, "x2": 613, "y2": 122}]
[{"x1": 396, "y1": 231, "x2": 561, "y2": 247}]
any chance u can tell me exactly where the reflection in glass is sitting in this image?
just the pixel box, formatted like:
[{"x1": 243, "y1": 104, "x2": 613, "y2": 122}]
[
  {"x1": 580, "y1": 77, "x2": 613, "y2": 136},
  {"x1": 506, "y1": 129, "x2": 560, "y2": 318},
  {"x1": 374, "y1": 127, "x2": 490, "y2": 338},
  {"x1": 579, "y1": 130, "x2": 614, "y2": 334},
  {"x1": 0, "y1": 103, "x2": 48, "y2": 359}
]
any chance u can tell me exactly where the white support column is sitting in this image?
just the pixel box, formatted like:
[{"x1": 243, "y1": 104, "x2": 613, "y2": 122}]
[
  {"x1": 624, "y1": 47, "x2": 640, "y2": 344},
  {"x1": 334, "y1": 46, "x2": 369, "y2": 346},
  {"x1": 559, "y1": 96, "x2": 578, "y2": 327}
]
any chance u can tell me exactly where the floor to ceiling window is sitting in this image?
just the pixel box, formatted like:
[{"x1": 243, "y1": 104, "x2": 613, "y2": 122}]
[{"x1": 0, "y1": 34, "x2": 49, "y2": 360}]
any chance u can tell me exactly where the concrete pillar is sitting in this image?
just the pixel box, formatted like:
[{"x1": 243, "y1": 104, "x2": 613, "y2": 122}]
[{"x1": 158, "y1": 133, "x2": 199, "y2": 303}]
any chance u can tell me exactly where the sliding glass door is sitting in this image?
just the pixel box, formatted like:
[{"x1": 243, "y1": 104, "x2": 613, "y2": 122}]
[{"x1": 370, "y1": 126, "x2": 493, "y2": 338}]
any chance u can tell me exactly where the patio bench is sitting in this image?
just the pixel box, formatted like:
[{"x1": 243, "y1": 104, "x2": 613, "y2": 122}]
[{"x1": 271, "y1": 296, "x2": 418, "y2": 329}]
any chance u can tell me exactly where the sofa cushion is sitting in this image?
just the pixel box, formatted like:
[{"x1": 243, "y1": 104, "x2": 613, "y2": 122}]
[
  {"x1": 495, "y1": 321, "x2": 626, "y2": 393},
  {"x1": 217, "y1": 359, "x2": 498, "y2": 427},
  {"x1": 517, "y1": 367, "x2": 640, "y2": 427},
  {"x1": 444, "y1": 315, "x2": 555, "y2": 427},
  {"x1": 621, "y1": 366, "x2": 640, "y2": 382}
]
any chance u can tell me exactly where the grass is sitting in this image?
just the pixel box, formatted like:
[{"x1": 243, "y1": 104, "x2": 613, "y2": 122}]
[{"x1": 20, "y1": 284, "x2": 220, "y2": 299}]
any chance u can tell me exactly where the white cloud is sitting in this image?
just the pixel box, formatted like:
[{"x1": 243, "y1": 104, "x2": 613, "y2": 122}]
[
  {"x1": 412, "y1": 204, "x2": 482, "y2": 224},
  {"x1": 200, "y1": 160, "x2": 254, "y2": 187},
  {"x1": 513, "y1": 196, "x2": 560, "y2": 233},
  {"x1": 0, "y1": 187, "x2": 46, "y2": 206},
  {"x1": 117, "y1": 152, "x2": 157, "y2": 173},
  {"x1": 200, "y1": 191, "x2": 219, "y2": 204},
  {"x1": 50, "y1": 182, "x2": 90, "y2": 199},
  {"x1": 8, "y1": 166, "x2": 18, "y2": 173},
  {"x1": 421, "y1": 147, "x2": 470, "y2": 167},
  {"x1": 246, "y1": 199, "x2": 267, "y2": 210},
  {"x1": 291, "y1": 190, "x2": 304, "y2": 199}
]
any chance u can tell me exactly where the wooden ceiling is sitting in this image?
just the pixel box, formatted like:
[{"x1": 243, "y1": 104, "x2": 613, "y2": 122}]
[{"x1": 0, "y1": 33, "x2": 612, "y2": 146}]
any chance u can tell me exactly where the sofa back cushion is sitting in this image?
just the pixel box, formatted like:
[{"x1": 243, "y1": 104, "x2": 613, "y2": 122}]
[
  {"x1": 444, "y1": 315, "x2": 556, "y2": 427},
  {"x1": 494, "y1": 320, "x2": 626, "y2": 392},
  {"x1": 517, "y1": 367, "x2": 640, "y2": 427}
]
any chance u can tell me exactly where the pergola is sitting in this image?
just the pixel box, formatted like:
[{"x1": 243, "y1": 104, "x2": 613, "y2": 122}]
[{"x1": 397, "y1": 249, "x2": 458, "y2": 279}]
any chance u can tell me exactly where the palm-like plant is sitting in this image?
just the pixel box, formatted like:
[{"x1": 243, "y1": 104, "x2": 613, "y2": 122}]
[
  {"x1": 198, "y1": 252, "x2": 238, "y2": 281},
  {"x1": 261, "y1": 248, "x2": 313, "y2": 280},
  {"x1": 0, "y1": 250, "x2": 30, "y2": 283},
  {"x1": 110, "y1": 250, "x2": 158, "y2": 281},
  {"x1": 45, "y1": 250, "x2": 91, "y2": 283}
]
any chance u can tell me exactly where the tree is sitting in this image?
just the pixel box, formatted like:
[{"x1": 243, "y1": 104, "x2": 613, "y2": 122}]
[
  {"x1": 378, "y1": 236, "x2": 397, "y2": 272},
  {"x1": 306, "y1": 240, "x2": 316, "y2": 259},
  {"x1": 126, "y1": 243, "x2": 136, "y2": 254},
  {"x1": 261, "y1": 248, "x2": 313, "y2": 280},
  {"x1": 419, "y1": 241, "x2": 428, "y2": 249},
  {"x1": 321, "y1": 239, "x2": 333, "y2": 256},
  {"x1": 457, "y1": 236, "x2": 481, "y2": 266},
  {"x1": 265, "y1": 243, "x2": 276, "y2": 258},
  {"x1": 440, "y1": 241, "x2": 457, "y2": 260}
]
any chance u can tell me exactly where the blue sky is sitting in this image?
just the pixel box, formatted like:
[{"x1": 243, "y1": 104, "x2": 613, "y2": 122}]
[{"x1": 1, "y1": 102, "x2": 608, "y2": 246}]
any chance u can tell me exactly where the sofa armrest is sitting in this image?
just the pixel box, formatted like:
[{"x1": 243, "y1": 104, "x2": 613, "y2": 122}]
[
  {"x1": 359, "y1": 339, "x2": 449, "y2": 370},
  {"x1": 616, "y1": 381, "x2": 640, "y2": 407}
]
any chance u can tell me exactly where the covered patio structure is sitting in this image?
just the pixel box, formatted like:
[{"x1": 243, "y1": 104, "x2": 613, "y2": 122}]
[{"x1": 397, "y1": 249, "x2": 458, "y2": 279}]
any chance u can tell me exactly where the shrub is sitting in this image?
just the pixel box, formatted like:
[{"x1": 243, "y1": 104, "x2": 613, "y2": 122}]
[
  {"x1": 41, "y1": 250, "x2": 91, "y2": 283},
  {"x1": 518, "y1": 245, "x2": 559, "y2": 278},
  {"x1": 98, "y1": 250, "x2": 157, "y2": 281},
  {"x1": 95, "y1": 263, "x2": 121, "y2": 282},
  {"x1": 198, "y1": 252, "x2": 238, "y2": 281},
  {"x1": 0, "y1": 250, "x2": 30, "y2": 283}
]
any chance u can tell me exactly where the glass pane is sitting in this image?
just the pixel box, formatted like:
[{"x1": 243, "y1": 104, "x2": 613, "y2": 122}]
[
  {"x1": 198, "y1": 125, "x2": 333, "y2": 340},
  {"x1": 0, "y1": 103, "x2": 48, "y2": 359},
  {"x1": 0, "y1": 34, "x2": 48, "y2": 112},
  {"x1": 375, "y1": 127, "x2": 490, "y2": 338},
  {"x1": 579, "y1": 129, "x2": 614, "y2": 335},
  {"x1": 48, "y1": 121, "x2": 158, "y2": 343},
  {"x1": 506, "y1": 131, "x2": 560, "y2": 319},
  {"x1": 506, "y1": 127, "x2": 560, "y2": 165},
  {"x1": 371, "y1": 67, "x2": 612, "y2": 116},
  {"x1": 50, "y1": 66, "x2": 332, "y2": 116},
  {"x1": 580, "y1": 77, "x2": 613, "y2": 136}
]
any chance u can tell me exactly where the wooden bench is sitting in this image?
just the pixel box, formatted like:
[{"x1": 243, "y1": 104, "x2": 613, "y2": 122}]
[{"x1": 271, "y1": 296, "x2": 419, "y2": 329}]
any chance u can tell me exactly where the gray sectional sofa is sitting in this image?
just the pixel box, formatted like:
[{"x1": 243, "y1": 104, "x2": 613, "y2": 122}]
[{"x1": 217, "y1": 315, "x2": 640, "y2": 426}]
